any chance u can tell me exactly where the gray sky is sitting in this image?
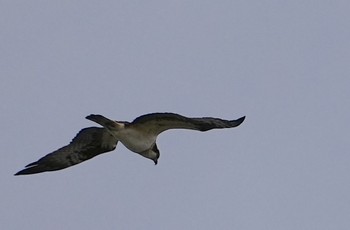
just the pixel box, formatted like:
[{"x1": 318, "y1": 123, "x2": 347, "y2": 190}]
[{"x1": 1, "y1": 1, "x2": 349, "y2": 229}]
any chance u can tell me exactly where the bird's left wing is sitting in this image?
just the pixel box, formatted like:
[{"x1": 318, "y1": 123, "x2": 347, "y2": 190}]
[
  {"x1": 130, "y1": 113, "x2": 245, "y2": 135},
  {"x1": 15, "y1": 127, "x2": 118, "y2": 175}
]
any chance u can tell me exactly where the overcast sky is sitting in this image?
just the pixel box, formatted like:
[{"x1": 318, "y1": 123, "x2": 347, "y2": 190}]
[{"x1": 1, "y1": 1, "x2": 349, "y2": 229}]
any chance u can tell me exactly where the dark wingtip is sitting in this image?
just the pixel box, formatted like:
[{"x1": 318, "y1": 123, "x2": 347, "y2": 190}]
[
  {"x1": 14, "y1": 161, "x2": 38, "y2": 176},
  {"x1": 14, "y1": 171, "x2": 29, "y2": 176},
  {"x1": 233, "y1": 116, "x2": 246, "y2": 127},
  {"x1": 239, "y1": 116, "x2": 246, "y2": 123},
  {"x1": 14, "y1": 169, "x2": 31, "y2": 176},
  {"x1": 14, "y1": 169, "x2": 34, "y2": 176},
  {"x1": 14, "y1": 164, "x2": 48, "y2": 176}
]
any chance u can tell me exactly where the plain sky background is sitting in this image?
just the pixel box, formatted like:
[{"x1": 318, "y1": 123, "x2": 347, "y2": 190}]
[{"x1": 1, "y1": 1, "x2": 349, "y2": 229}]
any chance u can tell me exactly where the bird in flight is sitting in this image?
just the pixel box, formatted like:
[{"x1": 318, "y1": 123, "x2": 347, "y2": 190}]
[{"x1": 15, "y1": 113, "x2": 245, "y2": 175}]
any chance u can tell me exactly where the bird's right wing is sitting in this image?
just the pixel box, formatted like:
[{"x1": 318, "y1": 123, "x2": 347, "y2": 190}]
[{"x1": 15, "y1": 127, "x2": 118, "y2": 175}]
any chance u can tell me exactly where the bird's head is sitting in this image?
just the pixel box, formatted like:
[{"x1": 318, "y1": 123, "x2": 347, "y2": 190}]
[
  {"x1": 153, "y1": 158, "x2": 158, "y2": 165},
  {"x1": 151, "y1": 143, "x2": 160, "y2": 165},
  {"x1": 140, "y1": 143, "x2": 160, "y2": 165}
]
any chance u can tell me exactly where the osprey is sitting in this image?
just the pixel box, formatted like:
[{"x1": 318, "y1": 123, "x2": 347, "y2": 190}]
[{"x1": 15, "y1": 113, "x2": 245, "y2": 175}]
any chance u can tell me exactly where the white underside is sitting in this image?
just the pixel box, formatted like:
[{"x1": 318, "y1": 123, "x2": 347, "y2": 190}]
[{"x1": 111, "y1": 128, "x2": 156, "y2": 153}]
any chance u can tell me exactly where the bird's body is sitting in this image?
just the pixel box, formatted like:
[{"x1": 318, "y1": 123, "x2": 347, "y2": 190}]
[
  {"x1": 15, "y1": 112, "x2": 245, "y2": 175},
  {"x1": 115, "y1": 127, "x2": 157, "y2": 153}
]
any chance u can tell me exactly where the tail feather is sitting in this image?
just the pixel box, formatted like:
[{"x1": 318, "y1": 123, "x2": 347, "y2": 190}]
[{"x1": 86, "y1": 114, "x2": 120, "y2": 130}]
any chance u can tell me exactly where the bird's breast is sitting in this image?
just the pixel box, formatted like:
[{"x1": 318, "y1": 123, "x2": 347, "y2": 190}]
[{"x1": 113, "y1": 128, "x2": 156, "y2": 153}]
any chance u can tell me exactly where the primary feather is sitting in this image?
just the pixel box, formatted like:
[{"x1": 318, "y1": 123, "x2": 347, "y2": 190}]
[{"x1": 15, "y1": 128, "x2": 117, "y2": 175}]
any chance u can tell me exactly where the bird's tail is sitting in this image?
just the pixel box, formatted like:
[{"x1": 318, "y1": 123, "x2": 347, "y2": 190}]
[{"x1": 86, "y1": 114, "x2": 122, "y2": 130}]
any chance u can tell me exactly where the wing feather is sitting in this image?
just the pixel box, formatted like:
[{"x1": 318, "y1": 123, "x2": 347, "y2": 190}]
[
  {"x1": 131, "y1": 113, "x2": 245, "y2": 134},
  {"x1": 15, "y1": 127, "x2": 118, "y2": 175}
]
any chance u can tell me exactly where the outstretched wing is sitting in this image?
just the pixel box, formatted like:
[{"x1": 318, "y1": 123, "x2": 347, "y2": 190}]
[
  {"x1": 15, "y1": 127, "x2": 118, "y2": 175},
  {"x1": 130, "y1": 113, "x2": 245, "y2": 135}
]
